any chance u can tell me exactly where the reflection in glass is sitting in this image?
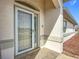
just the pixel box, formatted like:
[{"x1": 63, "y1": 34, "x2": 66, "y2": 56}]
[{"x1": 18, "y1": 10, "x2": 32, "y2": 52}]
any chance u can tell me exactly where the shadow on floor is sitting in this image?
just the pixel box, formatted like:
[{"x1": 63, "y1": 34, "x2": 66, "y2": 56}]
[
  {"x1": 15, "y1": 48, "x2": 40, "y2": 59},
  {"x1": 15, "y1": 47, "x2": 59, "y2": 59}
]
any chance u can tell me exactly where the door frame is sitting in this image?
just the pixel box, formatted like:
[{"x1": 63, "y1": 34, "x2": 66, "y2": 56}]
[{"x1": 15, "y1": 6, "x2": 35, "y2": 55}]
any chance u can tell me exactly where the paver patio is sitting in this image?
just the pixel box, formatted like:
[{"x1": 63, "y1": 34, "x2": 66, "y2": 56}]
[{"x1": 64, "y1": 33, "x2": 79, "y2": 58}]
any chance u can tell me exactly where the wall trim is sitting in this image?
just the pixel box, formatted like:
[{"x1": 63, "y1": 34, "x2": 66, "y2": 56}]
[{"x1": 0, "y1": 39, "x2": 14, "y2": 50}]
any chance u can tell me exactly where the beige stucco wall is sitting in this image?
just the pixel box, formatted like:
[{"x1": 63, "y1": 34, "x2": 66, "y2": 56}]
[
  {"x1": 45, "y1": 0, "x2": 59, "y2": 35},
  {"x1": 44, "y1": 8, "x2": 60, "y2": 36},
  {"x1": 0, "y1": 0, "x2": 14, "y2": 59},
  {"x1": 0, "y1": 0, "x2": 14, "y2": 41},
  {"x1": 44, "y1": 0, "x2": 62, "y2": 39}
]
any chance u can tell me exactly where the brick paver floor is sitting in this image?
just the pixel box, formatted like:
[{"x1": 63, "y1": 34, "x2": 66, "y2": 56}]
[{"x1": 64, "y1": 33, "x2": 79, "y2": 58}]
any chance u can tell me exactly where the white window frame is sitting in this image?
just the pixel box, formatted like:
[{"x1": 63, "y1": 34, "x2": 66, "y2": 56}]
[{"x1": 15, "y1": 7, "x2": 35, "y2": 55}]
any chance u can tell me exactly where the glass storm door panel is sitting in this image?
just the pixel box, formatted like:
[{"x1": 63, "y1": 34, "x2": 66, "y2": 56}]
[
  {"x1": 15, "y1": 7, "x2": 34, "y2": 55},
  {"x1": 18, "y1": 10, "x2": 32, "y2": 51}
]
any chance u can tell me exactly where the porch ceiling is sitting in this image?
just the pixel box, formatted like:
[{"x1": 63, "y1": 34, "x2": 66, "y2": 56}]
[
  {"x1": 15, "y1": 1, "x2": 40, "y2": 11},
  {"x1": 52, "y1": 0, "x2": 60, "y2": 8},
  {"x1": 15, "y1": 0, "x2": 59, "y2": 10},
  {"x1": 15, "y1": 0, "x2": 45, "y2": 11}
]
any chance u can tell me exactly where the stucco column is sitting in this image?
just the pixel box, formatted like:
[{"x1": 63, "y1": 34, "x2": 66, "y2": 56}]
[{"x1": 44, "y1": 0, "x2": 63, "y2": 53}]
